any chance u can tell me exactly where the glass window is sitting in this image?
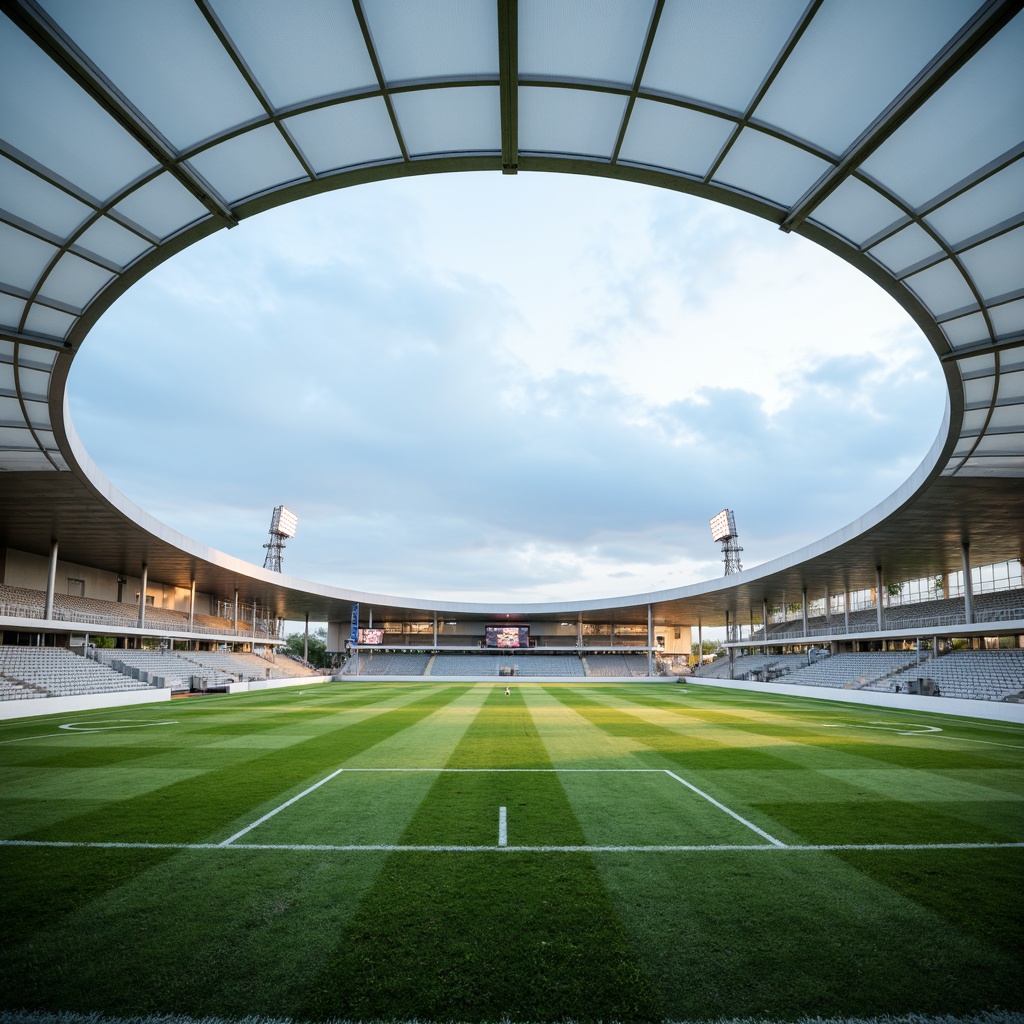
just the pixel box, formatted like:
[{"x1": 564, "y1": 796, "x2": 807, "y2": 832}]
[
  {"x1": 363, "y1": 0, "x2": 498, "y2": 83},
  {"x1": 925, "y1": 158, "x2": 1024, "y2": 247},
  {"x1": 24, "y1": 401, "x2": 50, "y2": 429},
  {"x1": 209, "y1": 0, "x2": 377, "y2": 109},
  {"x1": 904, "y1": 259, "x2": 976, "y2": 317},
  {"x1": 713, "y1": 129, "x2": 831, "y2": 208},
  {"x1": 989, "y1": 298, "x2": 1024, "y2": 337},
  {"x1": 0, "y1": 157, "x2": 92, "y2": 238},
  {"x1": 996, "y1": 370, "x2": 1024, "y2": 401},
  {"x1": 187, "y1": 126, "x2": 308, "y2": 204},
  {"x1": 39, "y1": 252, "x2": 115, "y2": 310},
  {"x1": 0, "y1": 293, "x2": 25, "y2": 330},
  {"x1": 519, "y1": 0, "x2": 654, "y2": 86},
  {"x1": 76, "y1": 217, "x2": 152, "y2": 268},
  {"x1": 23, "y1": 304, "x2": 76, "y2": 339},
  {"x1": 941, "y1": 312, "x2": 989, "y2": 349},
  {"x1": 808, "y1": 177, "x2": 904, "y2": 246},
  {"x1": 861, "y1": 12, "x2": 1024, "y2": 209},
  {"x1": 0, "y1": 426, "x2": 36, "y2": 448},
  {"x1": 285, "y1": 99, "x2": 402, "y2": 173},
  {"x1": 643, "y1": 0, "x2": 805, "y2": 112},
  {"x1": 988, "y1": 404, "x2": 1024, "y2": 430},
  {"x1": 755, "y1": 0, "x2": 980, "y2": 157},
  {"x1": 519, "y1": 86, "x2": 627, "y2": 159},
  {"x1": 959, "y1": 226, "x2": 1024, "y2": 302},
  {"x1": 868, "y1": 223, "x2": 942, "y2": 275},
  {"x1": 392, "y1": 86, "x2": 500, "y2": 156},
  {"x1": 112, "y1": 173, "x2": 210, "y2": 240},
  {"x1": 962, "y1": 375, "x2": 993, "y2": 405},
  {"x1": 0, "y1": 12, "x2": 157, "y2": 201},
  {"x1": 0, "y1": 393, "x2": 20, "y2": 418},
  {"x1": 39, "y1": 0, "x2": 266, "y2": 151},
  {"x1": 618, "y1": 100, "x2": 733, "y2": 178},
  {"x1": 957, "y1": 353, "x2": 996, "y2": 375},
  {"x1": 0, "y1": 222, "x2": 58, "y2": 292}
]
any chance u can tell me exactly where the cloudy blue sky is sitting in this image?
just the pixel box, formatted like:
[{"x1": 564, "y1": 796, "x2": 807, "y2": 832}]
[{"x1": 67, "y1": 171, "x2": 946, "y2": 604}]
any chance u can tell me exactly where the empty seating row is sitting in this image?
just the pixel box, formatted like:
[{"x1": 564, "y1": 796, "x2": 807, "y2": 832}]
[{"x1": 0, "y1": 646, "x2": 153, "y2": 699}]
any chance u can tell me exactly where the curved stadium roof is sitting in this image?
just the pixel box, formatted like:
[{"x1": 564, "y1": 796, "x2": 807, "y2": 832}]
[{"x1": 0, "y1": 0, "x2": 1022, "y2": 628}]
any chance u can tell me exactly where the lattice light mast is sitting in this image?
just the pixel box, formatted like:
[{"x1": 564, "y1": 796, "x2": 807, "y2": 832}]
[
  {"x1": 709, "y1": 509, "x2": 743, "y2": 576},
  {"x1": 263, "y1": 505, "x2": 298, "y2": 572}
]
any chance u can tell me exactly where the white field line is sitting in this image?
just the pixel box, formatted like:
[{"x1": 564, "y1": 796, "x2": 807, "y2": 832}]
[
  {"x1": 499, "y1": 806, "x2": 507, "y2": 847},
  {"x1": 0, "y1": 838, "x2": 1021, "y2": 853},
  {"x1": 218, "y1": 766, "x2": 345, "y2": 846},
  {"x1": 663, "y1": 769, "x2": 787, "y2": 848},
  {"x1": 338, "y1": 767, "x2": 663, "y2": 772}
]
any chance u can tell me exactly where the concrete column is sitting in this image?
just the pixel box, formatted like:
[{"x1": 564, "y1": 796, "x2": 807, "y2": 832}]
[
  {"x1": 252, "y1": 601, "x2": 257, "y2": 638},
  {"x1": 303, "y1": 612, "x2": 309, "y2": 664},
  {"x1": 138, "y1": 563, "x2": 148, "y2": 628},
  {"x1": 433, "y1": 612, "x2": 438, "y2": 647},
  {"x1": 962, "y1": 543, "x2": 974, "y2": 625},
  {"x1": 188, "y1": 579, "x2": 196, "y2": 631},
  {"x1": 233, "y1": 588, "x2": 239, "y2": 629},
  {"x1": 647, "y1": 604, "x2": 653, "y2": 677},
  {"x1": 697, "y1": 621, "x2": 703, "y2": 674},
  {"x1": 824, "y1": 586, "x2": 831, "y2": 629},
  {"x1": 801, "y1": 589, "x2": 808, "y2": 636},
  {"x1": 577, "y1": 611, "x2": 583, "y2": 650},
  {"x1": 728, "y1": 644, "x2": 735, "y2": 680},
  {"x1": 875, "y1": 566, "x2": 884, "y2": 632},
  {"x1": 844, "y1": 591, "x2": 850, "y2": 634},
  {"x1": 762, "y1": 598, "x2": 769, "y2": 641},
  {"x1": 44, "y1": 539, "x2": 58, "y2": 620}
]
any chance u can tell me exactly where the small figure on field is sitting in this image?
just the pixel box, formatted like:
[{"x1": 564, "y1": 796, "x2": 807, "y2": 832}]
[{"x1": 505, "y1": 687, "x2": 511, "y2": 696}]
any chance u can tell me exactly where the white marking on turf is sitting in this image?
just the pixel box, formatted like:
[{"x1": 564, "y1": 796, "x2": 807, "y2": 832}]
[
  {"x1": 59, "y1": 720, "x2": 178, "y2": 732},
  {"x1": 0, "y1": 838, "x2": 1021, "y2": 853},
  {"x1": 663, "y1": 769, "x2": 787, "y2": 848},
  {"x1": 219, "y1": 766, "x2": 345, "y2": 846},
  {"x1": 499, "y1": 806, "x2": 507, "y2": 847}
]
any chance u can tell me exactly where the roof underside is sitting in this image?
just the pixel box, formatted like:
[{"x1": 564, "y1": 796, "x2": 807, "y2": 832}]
[{"x1": 0, "y1": 0, "x2": 1022, "y2": 628}]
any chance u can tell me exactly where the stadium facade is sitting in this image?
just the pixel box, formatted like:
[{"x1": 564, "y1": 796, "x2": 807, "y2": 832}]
[{"x1": 1, "y1": 1, "x2": 1022, "y2": 679}]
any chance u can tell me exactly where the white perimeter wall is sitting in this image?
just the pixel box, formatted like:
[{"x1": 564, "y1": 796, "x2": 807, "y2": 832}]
[
  {"x1": 688, "y1": 677, "x2": 1024, "y2": 724},
  {"x1": 0, "y1": 687, "x2": 172, "y2": 721}
]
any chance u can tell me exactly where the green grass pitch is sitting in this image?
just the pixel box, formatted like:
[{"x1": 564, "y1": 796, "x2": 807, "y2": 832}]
[{"x1": 0, "y1": 680, "x2": 1021, "y2": 1023}]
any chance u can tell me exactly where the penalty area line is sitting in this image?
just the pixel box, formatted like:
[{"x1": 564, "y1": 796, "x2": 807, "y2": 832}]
[
  {"x1": 663, "y1": 769, "x2": 787, "y2": 847},
  {"x1": 219, "y1": 766, "x2": 345, "y2": 846}
]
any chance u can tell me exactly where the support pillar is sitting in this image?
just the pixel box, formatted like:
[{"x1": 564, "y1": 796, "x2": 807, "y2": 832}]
[
  {"x1": 962, "y1": 543, "x2": 974, "y2": 625},
  {"x1": 432, "y1": 611, "x2": 438, "y2": 647},
  {"x1": 728, "y1": 643, "x2": 735, "y2": 680},
  {"x1": 233, "y1": 588, "x2": 239, "y2": 630},
  {"x1": 762, "y1": 598, "x2": 769, "y2": 642},
  {"x1": 138, "y1": 563, "x2": 148, "y2": 629},
  {"x1": 188, "y1": 579, "x2": 196, "y2": 632},
  {"x1": 647, "y1": 604, "x2": 653, "y2": 677},
  {"x1": 44, "y1": 539, "x2": 58, "y2": 621},
  {"x1": 876, "y1": 566, "x2": 884, "y2": 632},
  {"x1": 824, "y1": 586, "x2": 831, "y2": 629},
  {"x1": 844, "y1": 591, "x2": 850, "y2": 634},
  {"x1": 697, "y1": 621, "x2": 703, "y2": 674},
  {"x1": 303, "y1": 612, "x2": 309, "y2": 664},
  {"x1": 801, "y1": 589, "x2": 808, "y2": 637},
  {"x1": 577, "y1": 611, "x2": 583, "y2": 650}
]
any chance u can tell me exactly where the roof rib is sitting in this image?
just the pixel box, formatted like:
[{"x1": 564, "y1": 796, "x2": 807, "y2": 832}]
[{"x1": 780, "y1": 0, "x2": 1021, "y2": 233}]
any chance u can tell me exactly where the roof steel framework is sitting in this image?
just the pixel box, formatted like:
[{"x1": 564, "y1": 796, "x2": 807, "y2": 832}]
[{"x1": 0, "y1": 0, "x2": 1021, "y2": 630}]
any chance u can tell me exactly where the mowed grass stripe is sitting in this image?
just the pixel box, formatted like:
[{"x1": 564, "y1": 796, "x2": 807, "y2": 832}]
[
  {"x1": 545, "y1": 685, "x2": 1024, "y2": 845},
  {"x1": 233, "y1": 684, "x2": 494, "y2": 846},
  {"x1": 17, "y1": 685, "x2": 471, "y2": 844},
  {"x1": 298, "y1": 684, "x2": 665, "y2": 1022}
]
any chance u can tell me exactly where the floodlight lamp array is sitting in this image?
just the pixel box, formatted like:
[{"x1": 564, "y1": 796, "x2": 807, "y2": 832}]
[
  {"x1": 709, "y1": 509, "x2": 737, "y2": 544},
  {"x1": 271, "y1": 505, "x2": 298, "y2": 539}
]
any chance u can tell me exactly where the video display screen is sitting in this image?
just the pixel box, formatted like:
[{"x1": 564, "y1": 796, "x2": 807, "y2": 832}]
[
  {"x1": 485, "y1": 625, "x2": 529, "y2": 648},
  {"x1": 357, "y1": 628, "x2": 384, "y2": 645}
]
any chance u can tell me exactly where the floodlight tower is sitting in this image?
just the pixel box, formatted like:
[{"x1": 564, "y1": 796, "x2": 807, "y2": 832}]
[
  {"x1": 709, "y1": 509, "x2": 743, "y2": 576},
  {"x1": 263, "y1": 505, "x2": 298, "y2": 572}
]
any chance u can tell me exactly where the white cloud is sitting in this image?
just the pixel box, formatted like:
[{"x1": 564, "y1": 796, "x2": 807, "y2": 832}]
[{"x1": 69, "y1": 171, "x2": 946, "y2": 604}]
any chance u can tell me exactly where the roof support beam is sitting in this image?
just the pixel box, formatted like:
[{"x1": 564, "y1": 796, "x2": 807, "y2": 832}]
[
  {"x1": 497, "y1": 0, "x2": 518, "y2": 174},
  {"x1": 781, "y1": 0, "x2": 1021, "y2": 233},
  {"x1": 2, "y1": 0, "x2": 238, "y2": 227}
]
